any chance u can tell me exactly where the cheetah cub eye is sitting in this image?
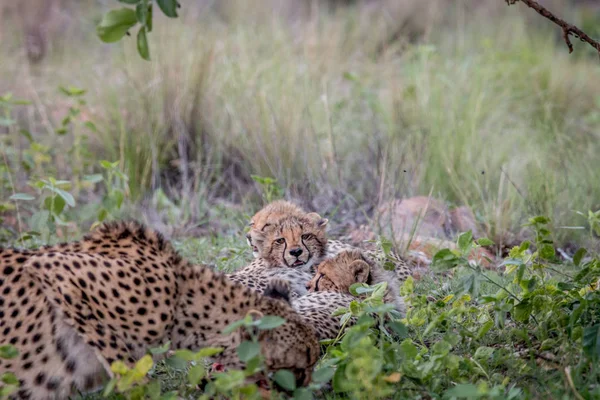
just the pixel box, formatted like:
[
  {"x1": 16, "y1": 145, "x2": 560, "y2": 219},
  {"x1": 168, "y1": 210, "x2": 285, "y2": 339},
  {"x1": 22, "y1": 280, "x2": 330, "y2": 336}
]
[{"x1": 275, "y1": 238, "x2": 286, "y2": 245}]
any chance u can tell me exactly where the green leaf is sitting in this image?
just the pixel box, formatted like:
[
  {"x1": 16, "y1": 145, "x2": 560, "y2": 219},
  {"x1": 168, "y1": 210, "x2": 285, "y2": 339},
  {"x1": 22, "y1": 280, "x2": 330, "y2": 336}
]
[
  {"x1": 236, "y1": 341, "x2": 260, "y2": 362},
  {"x1": 530, "y1": 216, "x2": 550, "y2": 225},
  {"x1": 379, "y1": 237, "x2": 393, "y2": 255},
  {"x1": 473, "y1": 346, "x2": 494, "y2": 360},
  {"x1": 58, "y1": 86, "x2": 86, "y2": 97},
  {"x1": 443, "y1": 384, "x2": 483, "y2": 399},
  {"x1": 164, "y1": 355, "x2": 187, "y2": 370},
  {"x1": 136, "y1": 3, "x2": 148, "y2": 25},
  {"x1": 573, "y1": 248, "x2": 587, "y2": 267},
  {"x1": 540, "y1": 244, "x2": 555, "y2": 260},
  {"x1": 432, "y1": 340, "x2": 452, "y2": 356},
  {"x1": 44, "y1": 195, "x2": 66, "y2": 215},
  {"x1": 514, "y1": 300, "x2": 532, "y2": 323},
  {"x1": 519, "y1": 241, "x2": 531, "y2": 252},
  {"x1": 273, "y1": 369, "x2": 296, "y2": 391},
  {"x1": 195, "y1": 347, "x2": 224, "y2": 358},
  {"x1": 311, "y1": 366, "x2": 335, "y2": 384},
  {"x1": 255, "y1": 316, "x2": 286, "y2": 330},
  {"x1": 9, "y1": 193, "x2": 35, "y2": 201},
  {"x1": 156, "y1": 0, "x2": 178, "y2": 18},
  {"x1": 0, "y1": 345, "x2": 18, "y2": 359},
  {"x1": 118, "y1": 0, "x2": 141, "y2": 4},
  {"x1": 100, "y1": 160, "x2": 114, "y2": 169},
  {"x1": 400, "y1": 339, "x2": 418, "y2": 358},
  {"x1": 293, "y1": 388, "x2": 313, "y2": 400},
  {"x1": 456, "y1": 273, "x2": 479, "y2": 297},
  {"x1": 557, "y1": 282, "x2": 574, "y2": 291},
  {"x1": 148, "y1": 341, "x2": 170, "y2": 355},
  {"x1": 222, "y1": 318, "x2": 247, "y2": 335},
  {"x1": 0, "y1": 372, "x2": 19, "y2": 385},
  {"x1": 84, "y1": 121, "x2": 98, "y2": 132},
  {"x1": 583, "y1": 324, "x2": 600, "y2": 360},
  {"x1": 97, "y1": 208, "x2": 108, "y2": 223},
  {"x1": 457, "y1": 230, "x2": 473, "y2": 253},
  {"x1": 55, "y1": 188, "x2": 75, "y2": 207},
  {"x1": 476, "y1": 320, "x2": 494, "y2": 339},
  {"x1": 20, "y1": 129, "x2": 33, "y2": 142},
  {"x1": 349, "y1": 283, "x2": 369, "y2": 296},
  {"x1": 97, "y1": 8, "x2": 138, "y2": 43},
  {"x1": 83, "y1": 174, "x2": 103, "y2": 184},
  {"x1": 188, "y1": 364, "x2": 205, "y2": 386},
  {"x1": 137, "y1": 27, "x2": 150, "y2": 60},
  {"x1": 102, "y1": 378, "x2": 118, "y2": 397},
  {"x1": 476, "y1": 237, "x2": 494, "y2": 246},
  {"x1": 146, "y1": 4, "x2": 153, "y2": 32},
  {"x1": 431, "y1": 249, "x2": 461, "y2": 271},
  {"x1": 173, "y1": 349, "x2": 196, "y2": 361},
  {"x1": 387, "y1": 320, "x2": 408, "y2": 338}
]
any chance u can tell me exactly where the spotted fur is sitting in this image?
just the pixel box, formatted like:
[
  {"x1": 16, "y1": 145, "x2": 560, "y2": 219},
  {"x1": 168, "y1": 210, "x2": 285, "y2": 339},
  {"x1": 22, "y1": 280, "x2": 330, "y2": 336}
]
[{"x1": 0, "y1": 221, "x2": 319, "y2": 400}]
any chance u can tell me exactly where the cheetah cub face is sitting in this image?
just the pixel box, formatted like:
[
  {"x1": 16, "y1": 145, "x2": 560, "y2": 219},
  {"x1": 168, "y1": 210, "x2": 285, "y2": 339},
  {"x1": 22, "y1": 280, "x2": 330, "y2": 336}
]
[
  {"x1": 246, "y1": 200, "x2": 305, "y2": 257},
  {"x1": 306, "y1": 249, "x2": 407, "y2": 316},
  {"x1": 253, "y1": 214, "x2": 328, "y2": 273},
  {"x1": 307, "y1": 249, "x2": 371, "y2": 292}
]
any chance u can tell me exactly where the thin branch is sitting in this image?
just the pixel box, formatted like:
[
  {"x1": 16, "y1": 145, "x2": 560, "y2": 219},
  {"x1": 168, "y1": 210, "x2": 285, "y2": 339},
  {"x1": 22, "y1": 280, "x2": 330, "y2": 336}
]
[{"x1": 506, "y1": 0, "x2": 600, "y2": 56}]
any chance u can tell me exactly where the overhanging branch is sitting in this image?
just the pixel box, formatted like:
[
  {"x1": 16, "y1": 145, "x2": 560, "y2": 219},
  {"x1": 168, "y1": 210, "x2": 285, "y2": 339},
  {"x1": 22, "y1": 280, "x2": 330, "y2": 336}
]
[{"x1": 506, "y1": 0, "x2": 600, "y2": 55}]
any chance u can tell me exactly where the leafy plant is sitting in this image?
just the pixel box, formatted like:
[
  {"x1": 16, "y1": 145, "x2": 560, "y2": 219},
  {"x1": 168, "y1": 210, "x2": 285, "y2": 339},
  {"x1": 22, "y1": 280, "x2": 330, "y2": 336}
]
[
  {"x1": 97, "y1": 0, "x2": 181, "y2": 60},
  {"x1": 89, "y1": 160, "x2": 131, "y2": 228},
  {"x1": 251, "y1": 175, "x2": 284, "y2": 204}
]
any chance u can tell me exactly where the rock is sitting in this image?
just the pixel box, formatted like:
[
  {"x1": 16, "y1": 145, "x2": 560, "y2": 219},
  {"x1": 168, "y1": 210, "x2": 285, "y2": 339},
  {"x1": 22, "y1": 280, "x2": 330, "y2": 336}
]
[
  {"x1": 343, "y1": 196, "x2": 495, "y2": 270},
  {"x1": 376, "y1": 196, "x2": 451, "y2": 239},
  {"x1": 449, "y1": 206, "x2": 481, "y2": 238}
]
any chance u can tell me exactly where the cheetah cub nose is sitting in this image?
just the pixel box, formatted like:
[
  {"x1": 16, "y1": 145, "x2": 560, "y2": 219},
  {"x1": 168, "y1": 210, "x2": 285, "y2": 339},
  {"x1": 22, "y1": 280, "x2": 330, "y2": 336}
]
[{"x1": 289, "y1": 248, "x2": 303, "y2": 257}]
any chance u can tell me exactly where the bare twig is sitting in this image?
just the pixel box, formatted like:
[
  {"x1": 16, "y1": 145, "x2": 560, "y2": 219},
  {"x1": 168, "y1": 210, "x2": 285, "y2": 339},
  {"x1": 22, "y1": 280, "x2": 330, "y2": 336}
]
[{"x1": 506, "y1": 0, "x2": 600, "y2": 56}]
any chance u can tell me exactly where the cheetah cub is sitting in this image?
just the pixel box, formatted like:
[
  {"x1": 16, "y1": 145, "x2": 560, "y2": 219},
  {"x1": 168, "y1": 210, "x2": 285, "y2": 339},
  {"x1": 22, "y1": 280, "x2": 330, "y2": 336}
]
[
  {"x1": 250, "y1": 213, "x2": 329, "y2": 274},
  {"x1": 246, "y1": 200, "x2": 307, "y2": 257},
  {"x1": 307, "y1": 249, "x2": 406, "y2": 317}
]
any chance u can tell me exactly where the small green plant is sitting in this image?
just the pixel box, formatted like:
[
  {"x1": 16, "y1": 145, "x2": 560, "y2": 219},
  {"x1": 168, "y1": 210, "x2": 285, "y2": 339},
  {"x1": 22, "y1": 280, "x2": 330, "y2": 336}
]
[
  {"x1": 56, "y1": 86, "x2": 96, "y2": 188},
  {"x1": 251, "y1": 175, "x2": 284, "y2": 204},
  {"x1": 24, "y1": 177, "x2": 76, "y2": 242},
  {"x1": 88, "y1": 160, "x2": 131, "y2": 228}
]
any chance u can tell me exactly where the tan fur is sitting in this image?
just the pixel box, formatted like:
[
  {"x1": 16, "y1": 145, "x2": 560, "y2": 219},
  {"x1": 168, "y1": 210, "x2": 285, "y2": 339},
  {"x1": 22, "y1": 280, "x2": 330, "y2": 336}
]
[
  {"x1": 307, "y1": 249, "x2": 406, "y2": 316},
  {"x1": 246, "y1": 201, "x2": 307, "y2": 257},
  {"x1": 234, "y1": 201, "x2": 413, "y2": 341},
  {"x1": 253, "y1": 214, "x2": 328, "y2": 273},
  {"x1": 0, "y1": 221, "x2": 319, "y2": 400}
]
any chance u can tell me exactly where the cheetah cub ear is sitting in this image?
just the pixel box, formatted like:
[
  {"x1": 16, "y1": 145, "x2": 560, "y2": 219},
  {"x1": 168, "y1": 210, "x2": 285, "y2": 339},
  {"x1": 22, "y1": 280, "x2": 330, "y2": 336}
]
[
  {"x1": 264, "y1": 278, "x2": 292, "y2": 304},
  {"x1": 306, "y1": 212, "x2": 328, "y2": 229},
  {"x1": 247, "y1": 309, "x2": 265, "y2": 321},
  {"x1": 349, "y1": 260, "x2": 370, "y2": 283}
]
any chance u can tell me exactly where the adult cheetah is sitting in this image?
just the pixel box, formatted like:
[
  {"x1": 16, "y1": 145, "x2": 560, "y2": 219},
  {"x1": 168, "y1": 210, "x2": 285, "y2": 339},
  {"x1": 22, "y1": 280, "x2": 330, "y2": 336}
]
[{"x1": 0, "y1": 221, "x2": 319, "y2": 400}]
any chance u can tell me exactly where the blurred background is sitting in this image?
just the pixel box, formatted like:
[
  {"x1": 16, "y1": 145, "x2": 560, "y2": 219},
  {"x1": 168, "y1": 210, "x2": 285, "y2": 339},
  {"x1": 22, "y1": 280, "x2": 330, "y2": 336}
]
[{"x1": 1, "y1": 0, "x2": 600, "y2": 253}]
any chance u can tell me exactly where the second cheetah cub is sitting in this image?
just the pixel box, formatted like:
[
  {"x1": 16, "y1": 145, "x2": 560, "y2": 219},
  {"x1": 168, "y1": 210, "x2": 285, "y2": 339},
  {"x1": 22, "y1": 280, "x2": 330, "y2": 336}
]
[{"x1": 307, "y1": 249, "x2": 406, "y2": 316}]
